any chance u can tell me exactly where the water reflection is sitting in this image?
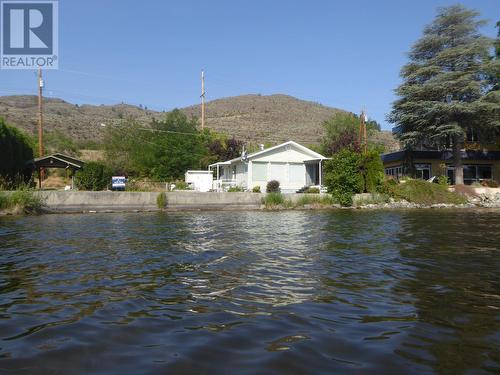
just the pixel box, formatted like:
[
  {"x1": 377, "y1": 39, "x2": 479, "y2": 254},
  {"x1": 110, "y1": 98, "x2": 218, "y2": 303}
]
[
  {"x1": 394, "y1": 211, "x2": 500, "y2": 374},
  {"x1": 0, "y1": 210, "x2": 498, "y2": 374}
]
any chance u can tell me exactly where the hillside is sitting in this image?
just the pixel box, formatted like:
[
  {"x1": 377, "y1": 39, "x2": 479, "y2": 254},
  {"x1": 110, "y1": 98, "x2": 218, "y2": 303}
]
[{"x1": 0, "y1": 94, "x2": 398, "y2": 150}]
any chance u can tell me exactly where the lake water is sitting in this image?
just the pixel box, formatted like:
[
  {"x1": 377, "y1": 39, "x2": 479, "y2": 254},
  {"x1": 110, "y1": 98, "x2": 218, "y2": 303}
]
[{"x1": 0, "y1": 210, "x2": 499, "y2": 374}]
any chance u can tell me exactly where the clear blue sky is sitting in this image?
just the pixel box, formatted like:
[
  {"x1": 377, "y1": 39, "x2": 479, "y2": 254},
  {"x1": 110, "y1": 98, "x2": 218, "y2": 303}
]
[{"x1": 0, "y1": 0, "x2": 498, "y2": 130}]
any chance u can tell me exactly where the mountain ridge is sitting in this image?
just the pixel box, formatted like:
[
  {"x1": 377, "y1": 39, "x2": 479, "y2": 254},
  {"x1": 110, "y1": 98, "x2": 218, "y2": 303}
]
[{"x1": 0, "y1": 94, "x2": 398, "y2": 150}]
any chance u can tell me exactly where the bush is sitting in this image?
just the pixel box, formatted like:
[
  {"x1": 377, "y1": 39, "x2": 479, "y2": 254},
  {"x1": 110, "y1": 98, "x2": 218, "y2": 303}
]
[
  {"x1": 353, "y1": 193, "x2": 390, "y2": 207},
  {"x1": 227, "y1": 186, "x2": 244, "y2": 192},
  {"x1": 295, "y1": 194, "x2": 336, "y2": 207},
  {"x1": 360, "y1": 150, "x2": 384, "y2": 193},
  {"x1": 156, "y1": 192, "x2": 167, "y2": 208},
  {"x1": 0, "y1": 118, "x2": 34, "y2": 183},
  {"x1": 389, "y1": 179, "x2": 466, "y2": 205},
  {"x1": 437, "y1": 175, "x2": 449, "y2": 187},
  {"x1": 0, "y1": 192, "x2": 8, "y2": 209},
  {"x1": 304, "y1": 187, "x2": 320, "y2": 194},
  {"x1": 0, "y1": 189, "x2": 44, "y2": 213},
  {"x1": 263, "y1": 192, "x2": 284, "y2": 206},
  {"x1": 171, "y1": 181, "x2": 189, "y2": 190},
  {"x1": 74, "y1": 162, "x2": 112, "y2": 191},
  {"x1": 252, "y1": 185, "x2": 261, "y2": 193},
  {"x1": 323, "y1": 149, "x2": 363, "y2": 206},
  {"x1": 377, "y1": 176, "x2": 398, "y2": 195},
  {"x1": 481, "y1": 179, "x2": 499, "y2": 188},
  {"x1": 266, "y1": 180, "x2": 280, "y2": 193},
  {"x1": 262, "y1": 192, "x2": 293, "y2": 208},
  {"x1": 0, "y1": 174, "x2": 33, "y2": 190}
]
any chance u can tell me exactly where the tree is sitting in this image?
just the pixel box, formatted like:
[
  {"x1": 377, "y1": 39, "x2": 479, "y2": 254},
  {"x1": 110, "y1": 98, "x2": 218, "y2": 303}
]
[
  {"x1": 206, "y1": 136, "x2": 244, "y2": 164},
  {"x1": 103, "y1": 110, "x2": 207, "y2": 180},
  {"x1": 144, "y1": 110, "x2": 207, "y2": 180},
  {"x1": 74, "y1": 162, "x2": 112, "y2": 190},
  {"x1": 323, "y1": 149, "x2": 363, "y2": 206},
  {"x1": 0, "y1": 118, "x2": 34, "y2": 183},
  {"x1": 492, "y1": 21, "x2": 500, "y2": 91},
  {"x1": 321, "y1": 112, "x2": 380, "y2": 156},
  {"x1": 388, "y1": 5, "x2": 499, "y2": 184},
  {"x1": 103, "y1": 119, "x2": 143, "y2": 175},
  {"x1": 360, "y1": 149, "x2": 385, "y2": 193}
]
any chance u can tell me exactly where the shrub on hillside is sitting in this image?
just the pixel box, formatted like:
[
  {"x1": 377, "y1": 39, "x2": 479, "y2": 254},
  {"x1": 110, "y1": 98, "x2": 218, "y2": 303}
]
[
  {"x1": 437, "y1": 175, "x2": 449, "y2": 187},
  {"x1": 266, "y1": 180, "x2": 280, "y2": 193},
  {"x1": 388, "y1": 179, "x2": 466, "y2": 205},
  {"x1": 74, "y1": 162, "x2": 112, "y2": 191}
]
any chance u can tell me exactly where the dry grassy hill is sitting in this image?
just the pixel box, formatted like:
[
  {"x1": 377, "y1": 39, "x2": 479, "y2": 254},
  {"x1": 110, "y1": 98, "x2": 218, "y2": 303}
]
[
  {"x1": 0, "y1": 94, "x2": 398, "y2": 150},
  {"x1": 183, "y1": 94, "x2": 347, "y2": 144}
]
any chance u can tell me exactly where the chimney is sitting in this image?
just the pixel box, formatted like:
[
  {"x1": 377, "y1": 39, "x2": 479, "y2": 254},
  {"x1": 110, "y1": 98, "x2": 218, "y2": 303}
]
[{"x1": 260, "y1": 144, "x2": 264, "y2": 151}]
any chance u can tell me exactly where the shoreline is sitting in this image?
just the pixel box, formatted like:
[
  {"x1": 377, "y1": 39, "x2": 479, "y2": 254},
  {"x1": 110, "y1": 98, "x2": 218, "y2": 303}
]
[{"x1": 1, "y1": 190, "x2": 499, "y2": 216}]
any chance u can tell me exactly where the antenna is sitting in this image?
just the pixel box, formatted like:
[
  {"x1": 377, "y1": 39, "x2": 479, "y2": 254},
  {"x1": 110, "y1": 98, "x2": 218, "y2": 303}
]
[
  {"x1": 201, "y1": 69, "x2": 205, "y2": 129},
  {"x1": 359, "y1": 108, "x2": 367, "y2": 155},
  {"x1": 37, "y1": 68, "x2": 45, "y2": 186},
  {"x1": 242, "y1": 144, "x2": 249, "y2": 162}
]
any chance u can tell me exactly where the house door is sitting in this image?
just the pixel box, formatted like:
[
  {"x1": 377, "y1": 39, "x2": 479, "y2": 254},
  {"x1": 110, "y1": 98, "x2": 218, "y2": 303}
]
[{"x1": 447, "y1": 167, "x2": 455, "y2": 185}]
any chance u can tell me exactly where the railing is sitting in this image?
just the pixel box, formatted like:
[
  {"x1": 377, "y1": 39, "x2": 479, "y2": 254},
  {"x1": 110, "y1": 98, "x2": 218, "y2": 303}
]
[{"x1": 212, "y1": 179, "x2": 237, "y2": 192}]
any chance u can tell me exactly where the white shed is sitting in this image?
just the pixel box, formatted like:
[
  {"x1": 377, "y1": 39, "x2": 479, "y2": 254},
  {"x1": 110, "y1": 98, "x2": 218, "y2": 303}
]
[{"x1": 185, "y1": 170, "x2": 214, "y2": 192}]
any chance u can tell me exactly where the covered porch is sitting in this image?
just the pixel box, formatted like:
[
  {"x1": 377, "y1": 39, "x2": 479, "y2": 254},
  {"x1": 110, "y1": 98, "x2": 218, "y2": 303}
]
[
  {"x1": 208, "y1": 161, "x2": 237, "y2": 192},
  {"x1": 27, "y1": 153, "x2": 85, "y2": 189},
  {"x1": 304, "y1": 158, "x2": 325, "y2": 187}
]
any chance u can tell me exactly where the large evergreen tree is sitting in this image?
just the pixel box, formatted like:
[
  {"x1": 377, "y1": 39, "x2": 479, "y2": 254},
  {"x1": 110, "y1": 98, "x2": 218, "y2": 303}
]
[{"x1": 388, "y1": 5, "x2": 499, "y2": 184}]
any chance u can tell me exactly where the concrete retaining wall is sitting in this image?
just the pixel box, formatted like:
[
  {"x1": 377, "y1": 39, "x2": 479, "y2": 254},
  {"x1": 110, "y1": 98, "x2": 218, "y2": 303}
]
[
  {"x1": 36, "y1": 191, "x2": 271, "y2": 212},
  {"x1": 39, "y1": 191, "x2": 161, "y2": 212},
  {"x1": 31, "y1": 191, "x2": 324, "y2": 213}
]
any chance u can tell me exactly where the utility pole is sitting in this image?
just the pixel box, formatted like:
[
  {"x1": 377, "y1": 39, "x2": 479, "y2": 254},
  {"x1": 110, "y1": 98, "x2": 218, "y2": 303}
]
[
  {"x1": 201, "y1": 69, "x2": 205, "y2": 130},
  {"x1": 38, "y1": 68, "x2": 45, "y2": 185},
  {"x1": 359, "y1": 109, "x2": 367, "y2": 154}
]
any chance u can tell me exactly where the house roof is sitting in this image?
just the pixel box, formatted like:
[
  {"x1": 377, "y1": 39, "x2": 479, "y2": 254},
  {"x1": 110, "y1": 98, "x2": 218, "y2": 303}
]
[
  {"x1": 27, "y1": 153, "x2": 85, "y2": 169},
  {"x1": 209, "y1": 141, "x2": 327, "y2": 168},
  {"x1": 381, "y1": 150, "x2": 500, "y2": 163}
]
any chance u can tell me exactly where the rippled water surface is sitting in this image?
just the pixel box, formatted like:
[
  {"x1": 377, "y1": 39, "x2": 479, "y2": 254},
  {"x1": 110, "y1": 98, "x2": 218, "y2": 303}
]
[{"x1": 0, "y1": 210, "x2": 499, "y2": 374}]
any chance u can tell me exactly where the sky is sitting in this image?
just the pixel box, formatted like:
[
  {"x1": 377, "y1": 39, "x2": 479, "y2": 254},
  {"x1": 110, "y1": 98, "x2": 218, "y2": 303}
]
[{"x1": 0, "y1": 0, "x2": 498, "y2": 130}]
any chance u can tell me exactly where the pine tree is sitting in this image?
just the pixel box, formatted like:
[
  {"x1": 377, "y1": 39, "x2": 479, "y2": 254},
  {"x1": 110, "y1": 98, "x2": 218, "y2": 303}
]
[{"x1": 388, "y1": 5, "x2": 499, "y2": 184}]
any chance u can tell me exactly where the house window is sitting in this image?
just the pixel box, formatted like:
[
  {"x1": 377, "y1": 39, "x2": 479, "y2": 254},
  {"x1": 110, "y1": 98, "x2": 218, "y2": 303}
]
[
  {"x1": 415, "y1": 164, "x2": 431, "y2": 180},
  {"x1": 464, "y1": 165, "x2": 492, "y2": 184},
  {"x1": 384, "y1": 165, "x2": 404, "y2": 179},
  {"x1": 289, "y1": 163, "x2": 304, "y2": 184},
  {"x1": 270, "y1": 163, "x2": 287, "y2": 185},
  {"x1": 477, "y1": 165, "x2": 492, "y2": 180},
  {"x1": 252, "y1": 162, "x2": 267, "y2": 181},
  {"x1": 447, "y1": 164, "x2": 492, "y2": 185}
]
